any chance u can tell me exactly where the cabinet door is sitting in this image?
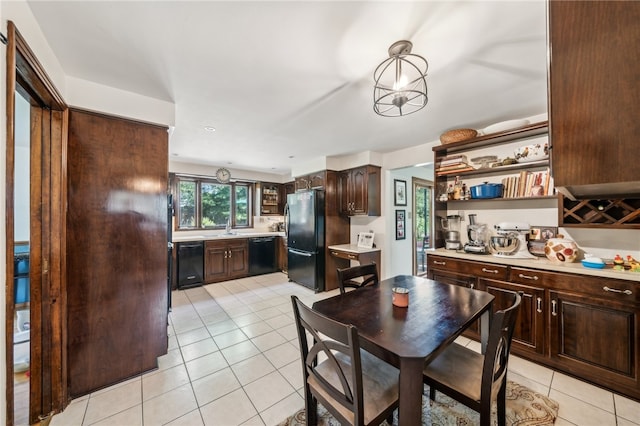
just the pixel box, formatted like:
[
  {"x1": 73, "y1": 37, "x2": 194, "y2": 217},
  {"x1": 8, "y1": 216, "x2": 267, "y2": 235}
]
[
  {"x1": 277, "y1": 236, "x2": 288, "y2": 272},
  {"x1": 350, "y1": 167, "x2": 368, "y2": 215},
  {"x1": 260, "y1": 183, "x2": 280, "y2": 215},
  {"x1": 227, "y1": 241, "x2": 249, "y2": 278},
  {"x1": 549, "y1": 290, "x2": 639, "y2": 394},
  {"x1": 295, "y1": 176, "x2": 309, "y2": 192},
  {"x1": 479, "y1": 278, "x2": 545, "y2": 355},
  {"x1": 338, "y1": 170, "x2": 351, "y2": 215},
  {"x1": 549, "y1": 1, "x2": 640, "y2": 197},
  {"x1": 204, "y1": 242, "x2": 228, "y2": 283}
]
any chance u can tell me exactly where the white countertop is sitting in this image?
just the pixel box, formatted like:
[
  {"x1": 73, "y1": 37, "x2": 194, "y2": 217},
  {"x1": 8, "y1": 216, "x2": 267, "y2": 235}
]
[
  {"x1": 428, "y1": 248, "x2": 640, "y2": 282},
  {"x1": 328, "y1": 244, "x2": 381, "y2": 254},
  {"x1": 173, "y1": 231, "x2": 285, "y2": 243}
]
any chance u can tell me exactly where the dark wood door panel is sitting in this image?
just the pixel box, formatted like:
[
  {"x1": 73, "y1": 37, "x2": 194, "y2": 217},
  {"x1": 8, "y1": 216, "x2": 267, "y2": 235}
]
[
  {"x1": 67, "y1": 109, "x2": 168, "y2": 397},
  {"x1": 550, "y1": 290, "x2": 637, "y2": 383},
  {"x1": 480, "y1": 278, "x2": 545, "y2": 355}
]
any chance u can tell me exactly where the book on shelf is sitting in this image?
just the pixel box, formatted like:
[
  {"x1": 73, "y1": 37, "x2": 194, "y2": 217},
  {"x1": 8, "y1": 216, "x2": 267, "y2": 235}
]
[
  {"x1": 436, "y1": 154, "x2": 468, "y2": 167},
  {"x1": 436, "y1": 165, "x2": 475, "y2": 176},
  {"x1": 500, "y1": 168, "x2": 554, "y2": 198}
]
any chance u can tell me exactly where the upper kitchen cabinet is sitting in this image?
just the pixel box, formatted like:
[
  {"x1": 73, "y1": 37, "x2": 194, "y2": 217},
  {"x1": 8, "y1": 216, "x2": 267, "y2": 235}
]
[
  {"x1": 338, "y1": 165, "x2": 381, "y2": 216},
  {"x1": 295, "y1": 170, "x2": 327, "y2": 191},
  {"x1": 548, "y1": 1, "x2": 640, "y2": 199},
  {"x1": 260, "y1": 182, "x2": 281, "y2": 215}
]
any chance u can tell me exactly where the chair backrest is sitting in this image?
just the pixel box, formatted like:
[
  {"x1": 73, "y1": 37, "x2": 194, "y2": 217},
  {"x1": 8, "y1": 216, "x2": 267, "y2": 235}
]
[
  {"x1": 336, "y1": 263, "x2": 379, "y2": 294},
  {"x1": 481, "y1": 290, "x2": 522, "y2": 403},
  {"x1": 291, "y1": 295, "x2": 365, "y2": 425}
]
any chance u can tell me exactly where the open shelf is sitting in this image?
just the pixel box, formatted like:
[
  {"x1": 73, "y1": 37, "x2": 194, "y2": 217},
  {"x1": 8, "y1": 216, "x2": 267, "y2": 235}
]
[{"x1": 560, "y1": 196, "x2": 640, "y2": 228}]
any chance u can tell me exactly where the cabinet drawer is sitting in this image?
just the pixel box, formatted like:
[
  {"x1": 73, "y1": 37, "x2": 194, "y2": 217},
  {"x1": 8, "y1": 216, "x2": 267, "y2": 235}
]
[
  {"x1": 509, "y1": 267, "x2": 551, "y2": 285},
  {"x1": 427, "y1": 255, "x2": 508, "y2": 280},
  {"x1": 329, "y1": 250, "x2": 359, "y2": 261}
]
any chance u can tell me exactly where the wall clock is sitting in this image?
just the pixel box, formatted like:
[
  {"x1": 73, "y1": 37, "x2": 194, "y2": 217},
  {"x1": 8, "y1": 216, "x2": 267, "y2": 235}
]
[{"x1": 216, "y1": 167, "x2": 231, "y2": 183}]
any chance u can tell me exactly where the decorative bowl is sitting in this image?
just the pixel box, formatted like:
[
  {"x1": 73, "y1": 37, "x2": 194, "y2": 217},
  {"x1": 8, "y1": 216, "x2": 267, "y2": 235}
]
[
  {"x1": 544, "y1": 238, "x2": 579, "y2": 263},
  {"x1": 514, "y1": 143, "x2": 549, "y2": 163}
]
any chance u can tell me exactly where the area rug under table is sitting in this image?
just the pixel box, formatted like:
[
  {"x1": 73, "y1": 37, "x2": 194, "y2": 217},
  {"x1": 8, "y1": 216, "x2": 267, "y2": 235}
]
[{"x1": 277, "y1": 380, "x2": 559, "y2": 426}]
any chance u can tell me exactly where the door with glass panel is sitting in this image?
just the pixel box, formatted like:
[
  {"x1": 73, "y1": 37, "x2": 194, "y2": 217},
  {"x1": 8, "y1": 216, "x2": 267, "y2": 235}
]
[{"x1": 412, "y1": 178, "x2": 433, "y2": 276}]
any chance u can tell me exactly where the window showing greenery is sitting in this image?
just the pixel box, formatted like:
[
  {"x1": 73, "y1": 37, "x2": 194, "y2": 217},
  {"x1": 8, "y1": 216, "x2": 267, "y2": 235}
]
[{"x1": 175, "y1": 175, "x2": 253, "y2": 230}]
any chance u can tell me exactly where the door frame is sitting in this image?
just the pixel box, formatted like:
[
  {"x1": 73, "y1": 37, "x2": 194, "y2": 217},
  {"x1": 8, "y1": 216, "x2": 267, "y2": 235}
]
[
  {"x1": 411, "y1": 177, "x2": 433, "y2": 276},
  {"x1": 5, "y1": 21, "x2": 68, "y2": 425}
]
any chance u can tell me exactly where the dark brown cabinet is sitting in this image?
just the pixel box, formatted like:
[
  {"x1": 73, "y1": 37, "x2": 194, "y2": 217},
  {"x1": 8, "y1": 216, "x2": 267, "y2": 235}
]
[
  {"x1": 66, "y1": 109, "x2": 168, "y2": 397},
  {"x1": 426, "y1": 252, "x2": 640, "y2": 400},
  {"x1": 260, "y1": 182, "x2": 281, "y2": 215},
  {"x1": 277, "y1": 236, "x2": 287, "y2": 272},
  {"x1": 548, "y1": 1, "x2": 640, "y2": 199},
  {"x1": 295, "y1": 170, "x2": 327, "y2": 191},
  {"x1": 338, "y1": 165, "x2": 381, "y2": 216},
  {"x1": 204, "y1": 239, "x2": 248, "y2": 283}
]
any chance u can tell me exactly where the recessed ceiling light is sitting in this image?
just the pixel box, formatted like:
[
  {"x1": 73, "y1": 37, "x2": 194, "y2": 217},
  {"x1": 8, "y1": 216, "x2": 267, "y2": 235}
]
[{"x1": 204, "y1": 126, "x2": 216, "y2": 132}]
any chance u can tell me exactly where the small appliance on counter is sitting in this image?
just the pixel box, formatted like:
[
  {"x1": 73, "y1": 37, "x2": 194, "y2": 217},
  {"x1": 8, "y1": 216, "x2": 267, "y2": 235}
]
[
  {"x1": 490, "y1": 222, "x2": 537, "y2": 258},
  {"x1": 441, "y1": 214, "x2": 462, "y2": 250},
  {"x1": 463, "y1": 214, "x2": 490, "y2": 254}
]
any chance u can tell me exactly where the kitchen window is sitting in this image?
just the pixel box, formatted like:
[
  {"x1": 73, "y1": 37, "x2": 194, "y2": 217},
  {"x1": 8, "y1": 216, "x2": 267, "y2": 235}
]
[{"x1": 174, "y1": 174, "x2": 253, "y2": 230}]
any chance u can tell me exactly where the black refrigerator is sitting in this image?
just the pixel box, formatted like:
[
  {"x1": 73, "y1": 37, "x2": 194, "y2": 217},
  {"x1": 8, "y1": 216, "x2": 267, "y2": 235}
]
[{"x1": 286, "y1": 190, "x2": 325, "y2": 292}]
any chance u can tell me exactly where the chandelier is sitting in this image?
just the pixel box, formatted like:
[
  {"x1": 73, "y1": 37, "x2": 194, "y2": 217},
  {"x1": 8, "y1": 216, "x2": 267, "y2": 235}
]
[{"x1": 373, "y1": 40, "x2": 428, "y2": 117}]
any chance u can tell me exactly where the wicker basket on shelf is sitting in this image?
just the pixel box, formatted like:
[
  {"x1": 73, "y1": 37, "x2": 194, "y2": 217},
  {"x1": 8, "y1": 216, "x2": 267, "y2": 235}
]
[{"x1": 439, "y1": 128, "x2": 478, "y2": 144}]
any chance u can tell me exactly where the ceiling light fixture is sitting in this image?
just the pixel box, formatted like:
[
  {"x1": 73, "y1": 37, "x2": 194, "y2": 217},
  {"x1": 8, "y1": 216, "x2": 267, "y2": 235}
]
[
  {"x1": 373, "y1": 40, "x2": 428, "y2": 117},
  {"x1": 204, "y1": 126, "x2": 216, "y2": 132}
]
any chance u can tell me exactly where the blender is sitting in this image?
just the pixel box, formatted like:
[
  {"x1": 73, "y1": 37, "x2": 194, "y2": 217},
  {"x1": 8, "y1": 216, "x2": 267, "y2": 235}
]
[
  {"x1": 464, "y1": 214, "x2": 489, "y2": 254},
  {"x1": 441, "y1": 214, "x2": 462, "y2": 250}
]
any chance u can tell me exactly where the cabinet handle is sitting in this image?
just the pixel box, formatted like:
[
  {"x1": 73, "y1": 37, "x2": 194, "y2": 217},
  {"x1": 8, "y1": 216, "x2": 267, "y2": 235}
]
[
  {"x1": 348, "y1": 254, "x2": 357, "y2": 259},
  {"x1": 224, "y1": 250, "x2": 229, "y2": 259},
  {"x1": 434, "y1": 260, "x2": 446, "y2": 265},
  {"x1": 187, "y1": 275, "x2": 196, "y2": 280},
  {"x1": 481, "y1": 268, "x2": 499, "y2": 274},
  {"x1": 469, "y1": 283, "x2": 474, "y2": 289},
  {"x1": 551, "y1": 300, "x2": 557, "y2": 316},
  {"x1": 228, "y1": 250, "x2": 232, "y2": 258},
  {"x1": 536, "y1": 297, "x2": 542, "y2": 313},
  {"x1": 518, "y1": 273, "x2": 539, "y2": 281},
  {"x1": 603, "y1": 286, "x2": 632, "y2": 295}
]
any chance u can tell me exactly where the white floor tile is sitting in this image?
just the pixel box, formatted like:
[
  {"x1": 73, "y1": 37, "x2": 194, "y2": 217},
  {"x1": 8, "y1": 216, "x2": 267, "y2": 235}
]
[
  {"x1": 221, "y1": 340, "x2": 262, "y2": 365},
  {"x1": 206, "y1": 319, "x2": 239, "y2": 336},
  {"x1": 142, "y1": 384, "x2": 198, "y2": 425},
  {"x1": 176, "y1": 327, "x2": 211, "y2": 346},
  {"x1": 614, "y1": 393, "x2": 640, "y2": 423},
  {"x1": 164, "y1": 409, "x2": 204, "y2": 426},
  {"x1": 549, "y1": 389, "x2": 617, "y2": 426},
  {"x1": 185, "y1": 351, "x2": 229, "y2": 381},
  {"x1": 89, "y1": 404, "x2": 142, "y2": 426},
  {"x1": 278, "y1": 360, "x2": 303, "y2": 390},
  {"x1": 199, "y1": 388, "x2": 258, "y2": 426},
  {"x1": 191, "y1": 367, "x2": 242, "y2": 406},
  {"x1": 243, "y1": 371, "x2": 296, "y2": 412},
  {"x1": 180, "y1": 338, "x2": 219, "y2": 362},
  {"x1": 508, "y1": 355, "x2": 554, "y2": 387},
  {"x1": 240, "y1": 321, "x2": 275, "y2": 339},
  {"x1": 213, "y1": 328, "x2": 249, "y2": 349},
  {"x1": 263, "y1": 342, "x2": 299, "y2": 369},
  {"x1": 50, "y1": 397, "x2": 88, "y2": 426},
  {"x1": 142, "y1": 364, "x2": 190, "y2": 401},
  {"x1": 83, "y1": 380, "x2": 141, "y2": 425},
  {"x1": 259, "y1": 391, "x2": 304, "y2": 426},
  {"x1": 251, "y1": 330, "x2": 287, "y2": 352},
  {"x1": 551, "y1": 372, "x2": 614, "y2": 413},
  {"x1": 231, "y1": 354, "x2": 276, "y2": 385},
  {"x1": 157, "y1": 348, "x2": 184, "y2": 371}
]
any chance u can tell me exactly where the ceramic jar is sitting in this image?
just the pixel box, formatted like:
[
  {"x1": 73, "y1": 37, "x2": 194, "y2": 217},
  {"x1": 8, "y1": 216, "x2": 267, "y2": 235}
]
[{"x1": 544, "y1": 238, "x2": 579, "y2": 263}]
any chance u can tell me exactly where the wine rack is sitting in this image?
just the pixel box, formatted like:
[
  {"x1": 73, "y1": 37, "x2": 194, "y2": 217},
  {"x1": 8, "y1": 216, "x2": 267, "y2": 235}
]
[{"x1": 560, "y1": 196, "x2": 640, "y2": 228}]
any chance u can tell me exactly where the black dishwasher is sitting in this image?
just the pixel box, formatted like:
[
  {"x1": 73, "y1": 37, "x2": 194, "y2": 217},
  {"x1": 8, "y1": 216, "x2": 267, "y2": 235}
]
[
  {"x1": 249, "y1": 237, "x2": 277, "y2": 276},
  {"x1": 177, "y1": 241, "x2": 204, "y2": 289}
]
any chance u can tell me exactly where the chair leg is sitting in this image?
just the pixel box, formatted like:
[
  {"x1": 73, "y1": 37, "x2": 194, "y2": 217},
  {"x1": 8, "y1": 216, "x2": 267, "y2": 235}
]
[
  {"x1": 305, "y1": 390, "x2": 318, "y2": 426},
  {"x1": 386, "y1": 410, "x2": 394, "y2": 425},
  {"x1": 429, "y1": 386, "x2": 436, "y2": 401},
  {"x1": 496, "y1": 380, "x2": 507, "y2": 426}
]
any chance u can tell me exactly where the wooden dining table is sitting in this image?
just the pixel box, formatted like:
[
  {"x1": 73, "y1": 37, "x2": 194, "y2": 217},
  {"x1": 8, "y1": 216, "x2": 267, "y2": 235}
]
[{"x1": 312, "y1": 274, "x2": 494, "y2": 426}]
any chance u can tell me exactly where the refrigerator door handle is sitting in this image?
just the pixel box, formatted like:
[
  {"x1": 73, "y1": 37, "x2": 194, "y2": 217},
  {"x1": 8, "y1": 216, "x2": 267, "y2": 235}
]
[
  {"x1": 288, "y1": 248, "x2": 312, "y2": 257},
  {"x1": 284, "y1": 203, "x2": 289, "y2": 238}
]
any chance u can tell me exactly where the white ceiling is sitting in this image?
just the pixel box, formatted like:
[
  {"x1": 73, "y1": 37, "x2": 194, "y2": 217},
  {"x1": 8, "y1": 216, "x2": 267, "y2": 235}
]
[{"x1": 26, "y1": 0, "x2": 549, "y2": 176}]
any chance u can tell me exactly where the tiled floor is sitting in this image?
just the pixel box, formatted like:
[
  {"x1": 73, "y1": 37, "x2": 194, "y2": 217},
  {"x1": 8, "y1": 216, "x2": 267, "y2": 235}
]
[{"x1": 49, "y1": 272, "x2": 639, "y2": 426}]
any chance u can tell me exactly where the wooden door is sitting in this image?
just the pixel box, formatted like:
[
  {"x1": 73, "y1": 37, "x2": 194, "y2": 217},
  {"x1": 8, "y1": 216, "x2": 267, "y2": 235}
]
[
  {"x1": 479, "y1": 278, "x2": 545, "y2": 355},
  {"x1": 549, "y1": 290, "x2": 639, "y2": 395},
  {"x1": 548, "y1": 1, "x2": 640, "y2": 196},
  {"x1": 350, "y1": 167, "x2": 368, "y2": 215},
  {"x1": 204, "y1": 241, "x2": 228, "y2": 283},
  {"x1": 66, "y1": 109, "x2": 168, "y2": 397},
  {"x1": 227, "y1": 241, "x2": 249, "y2": 278}
]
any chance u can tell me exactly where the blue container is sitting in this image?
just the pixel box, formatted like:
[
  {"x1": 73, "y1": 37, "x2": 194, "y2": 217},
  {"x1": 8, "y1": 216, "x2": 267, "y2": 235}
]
[
  {"x1": 470, "y1": 183, "x2": 503, "y2": 199},
  {"x1": 14, "y1": 276, "x2": 29, "y2": 304}
]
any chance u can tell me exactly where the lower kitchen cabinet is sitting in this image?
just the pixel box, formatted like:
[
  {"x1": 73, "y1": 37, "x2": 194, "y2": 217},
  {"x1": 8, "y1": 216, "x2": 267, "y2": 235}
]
[
  {"x1": 205, "y1": 239, "x2": 248, "y2": 283},
  {"x1": 277, "y1": 236, "x2": 288, "y2": 272},
  {"x1": 478, "y1": 277, "x2": 545, "y2": 355},
  {"x1": 426, "y1": 253, "x2": 640, "y2": 400}
]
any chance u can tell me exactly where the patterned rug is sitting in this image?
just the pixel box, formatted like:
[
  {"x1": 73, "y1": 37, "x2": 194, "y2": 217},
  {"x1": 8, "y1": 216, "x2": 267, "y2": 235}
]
[{"x1": 277, "y1": 380, "x2": 559, "y2": 426}]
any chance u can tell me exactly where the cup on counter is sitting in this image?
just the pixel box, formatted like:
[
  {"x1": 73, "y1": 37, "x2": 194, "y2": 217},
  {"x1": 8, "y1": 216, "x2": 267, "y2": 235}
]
[{"x1": 392, "y1": 287, "x2": 409, "y2": 308}]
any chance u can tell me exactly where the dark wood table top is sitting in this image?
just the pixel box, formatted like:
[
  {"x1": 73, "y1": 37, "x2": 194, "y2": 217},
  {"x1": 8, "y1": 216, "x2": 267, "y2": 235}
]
[{"x1": 312, "y1": 274, "x2": 494, "y2": 361}]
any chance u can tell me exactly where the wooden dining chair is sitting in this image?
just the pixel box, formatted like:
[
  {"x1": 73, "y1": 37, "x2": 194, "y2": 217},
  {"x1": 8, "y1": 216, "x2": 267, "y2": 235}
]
[
  {"x1": 336, "y1": 263, "x2": 378, "y2": 294},
  {"x1": 291, "y1": 295, "x2": 399, "y2": 426},
  {"x1": 423, "y1": 290, "x2": 522, "y2": 426}
]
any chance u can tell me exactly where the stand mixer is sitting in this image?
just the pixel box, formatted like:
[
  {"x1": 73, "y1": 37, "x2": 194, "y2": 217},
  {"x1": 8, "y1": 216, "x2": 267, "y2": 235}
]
[
  {"x1": 490, "y1": 222, "x2": 537, "y2": 258},
  {"x1": 464, "y1": 214, "x2": 489, "y2": 254},
  {"x1": 441, "y1": 214, "x2": 462, "y2": 250}
]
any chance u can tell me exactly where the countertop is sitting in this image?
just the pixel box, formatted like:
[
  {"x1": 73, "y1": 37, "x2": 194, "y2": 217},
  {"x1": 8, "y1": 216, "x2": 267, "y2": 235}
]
[
  {"x1": 172, "y1": 231, "x2": 285, "y2": 243},
  {"x1": 428, "y1": 248, "x2": 640, "y2": 282},
  {"x1": 328, "y1": 244, "x2": 381, "y2": 254}
]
